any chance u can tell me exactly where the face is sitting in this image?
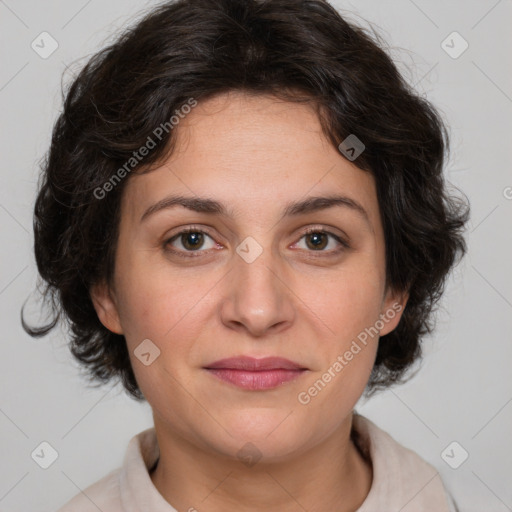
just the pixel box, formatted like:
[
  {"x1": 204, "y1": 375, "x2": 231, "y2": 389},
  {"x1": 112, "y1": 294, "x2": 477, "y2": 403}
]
[{"x1": 92, "y1": 91, "x2": 407, "y2": 461}]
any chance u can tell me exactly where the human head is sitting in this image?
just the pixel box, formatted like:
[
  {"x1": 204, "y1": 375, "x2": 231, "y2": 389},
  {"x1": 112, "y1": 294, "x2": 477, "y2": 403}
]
[{"x1": 23, "y1": 0, "x2": 469, "y2": 407}]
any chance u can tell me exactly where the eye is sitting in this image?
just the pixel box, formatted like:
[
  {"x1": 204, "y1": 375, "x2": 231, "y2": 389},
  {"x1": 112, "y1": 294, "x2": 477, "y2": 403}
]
[
  {"x1": 294, "y1": 228, "x2": 349, "y2": 254},
  {"x1": 164, "y1": 226, "x2": 350, "y2": 259},
  {"x1": 165, "y1": 227, "x2": 218, "y2": 257}
]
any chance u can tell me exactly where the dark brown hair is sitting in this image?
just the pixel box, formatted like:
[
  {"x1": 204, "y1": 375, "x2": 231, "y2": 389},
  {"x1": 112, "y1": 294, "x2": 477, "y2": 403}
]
[{"x1": 22, "y1": 0, "x2": 469, "y2": 400}]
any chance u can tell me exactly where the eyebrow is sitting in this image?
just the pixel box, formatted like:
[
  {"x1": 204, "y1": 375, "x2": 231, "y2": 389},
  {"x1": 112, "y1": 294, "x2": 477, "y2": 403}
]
[{"x1": 140, "y1": 193, "x2": 371, "y2": 228}]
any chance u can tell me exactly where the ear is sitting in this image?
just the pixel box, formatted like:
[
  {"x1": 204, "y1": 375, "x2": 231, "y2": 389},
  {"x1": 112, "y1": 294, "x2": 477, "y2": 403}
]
[
  {"x1": 378, "y1": 286, "x2": 409, "y2": 337},
  {"x1": 90, "y1": 280, "x2": 123, "y2": 335}
]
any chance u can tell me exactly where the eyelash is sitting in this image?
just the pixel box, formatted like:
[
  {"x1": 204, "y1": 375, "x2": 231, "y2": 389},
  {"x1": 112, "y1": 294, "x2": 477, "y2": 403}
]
[{"x1": 164, "y1": 225, "x2": 350, "y2": 259}]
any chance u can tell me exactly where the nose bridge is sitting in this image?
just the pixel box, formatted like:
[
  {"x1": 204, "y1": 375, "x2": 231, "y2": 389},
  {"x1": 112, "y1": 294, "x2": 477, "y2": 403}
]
[{"x1": 221, "y1": 237, "x2": 294, "y2": 336}]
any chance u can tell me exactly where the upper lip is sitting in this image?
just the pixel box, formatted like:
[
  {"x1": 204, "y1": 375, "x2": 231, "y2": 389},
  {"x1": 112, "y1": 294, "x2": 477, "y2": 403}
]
[{"x1": 204, "y1": 356, "x2": 307, "y2": 371}]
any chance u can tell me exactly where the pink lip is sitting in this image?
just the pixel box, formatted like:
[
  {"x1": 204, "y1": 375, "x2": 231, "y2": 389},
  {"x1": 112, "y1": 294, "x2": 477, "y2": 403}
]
[{"x1": 204, "y1": 356, "x2": 308, "y2": 390}]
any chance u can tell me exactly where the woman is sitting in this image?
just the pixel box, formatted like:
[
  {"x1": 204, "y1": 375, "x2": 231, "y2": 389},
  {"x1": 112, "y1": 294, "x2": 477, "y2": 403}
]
[{"x1": 23, "y1": 0, "x2": 469, "y2": 510}]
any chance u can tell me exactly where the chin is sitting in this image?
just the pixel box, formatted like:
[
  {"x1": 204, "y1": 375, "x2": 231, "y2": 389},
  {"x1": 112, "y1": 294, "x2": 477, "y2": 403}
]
[{"x1": 205, "y1": 410, "x2": 310, "y2": 461}]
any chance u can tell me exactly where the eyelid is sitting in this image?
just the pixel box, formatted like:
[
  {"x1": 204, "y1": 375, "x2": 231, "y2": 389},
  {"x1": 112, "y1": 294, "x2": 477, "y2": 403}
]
[
  {"x1": 294, "y1": 226, "x2": 350, "y2": 254},
  {"x1": 301, "y1": 225, "x2": 350, "y2": 247},
  {"x1": 164, "y1": 225, "x2": 218, "y2": 257}
]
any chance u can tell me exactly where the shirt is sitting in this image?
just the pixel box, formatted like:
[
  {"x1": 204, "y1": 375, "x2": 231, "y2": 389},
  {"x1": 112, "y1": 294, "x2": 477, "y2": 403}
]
[{"x1": 56, "y1": 413, "x2": 458, "y2": 511}]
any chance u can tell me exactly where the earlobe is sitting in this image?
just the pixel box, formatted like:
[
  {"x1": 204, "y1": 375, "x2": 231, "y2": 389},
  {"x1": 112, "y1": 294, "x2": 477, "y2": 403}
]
[
  {"x1": 90, "y1": 281, "x2": 124, "y2": 335},
  {"x1": 379, "y1": 288, "x2": 409, "y2": 337}
]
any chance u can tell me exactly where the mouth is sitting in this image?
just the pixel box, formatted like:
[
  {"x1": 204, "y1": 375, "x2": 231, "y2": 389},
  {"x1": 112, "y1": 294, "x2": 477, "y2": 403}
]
[{"x1": 203, "y1": 356, "x2": 308, "y2": 391}]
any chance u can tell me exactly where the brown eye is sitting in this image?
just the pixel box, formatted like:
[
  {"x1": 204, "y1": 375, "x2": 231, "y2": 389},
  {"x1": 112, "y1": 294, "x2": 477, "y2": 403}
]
[
  {"x1": 180, "y1": 231, "x2": 205, "y2": 250},
  {"x1": 305, "y1": 232, "x2": 329, "y2": 250},
  {"x1": 165, "y1": 228, "x2": 217, "y2": 256},
  {"x1": 295, "y1": 228, "x2": 349, "y2": 254}
]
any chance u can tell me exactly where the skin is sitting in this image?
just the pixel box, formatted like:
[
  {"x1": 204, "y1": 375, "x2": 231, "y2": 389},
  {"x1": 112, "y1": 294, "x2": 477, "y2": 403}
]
[{"x1": 91, "y1": 91, "x2": 408, "y2": 512}]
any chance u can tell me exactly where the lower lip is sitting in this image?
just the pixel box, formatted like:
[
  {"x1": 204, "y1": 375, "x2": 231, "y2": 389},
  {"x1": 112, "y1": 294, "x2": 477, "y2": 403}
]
[{"x1": 205, "y1": 368, "x2": 306, "y2": 390}]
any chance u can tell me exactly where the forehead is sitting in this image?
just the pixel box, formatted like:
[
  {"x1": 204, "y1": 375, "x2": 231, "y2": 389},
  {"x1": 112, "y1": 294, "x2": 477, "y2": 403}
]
[{"x1": 121, "y1": 92, "x2": 379, "y2": 228}]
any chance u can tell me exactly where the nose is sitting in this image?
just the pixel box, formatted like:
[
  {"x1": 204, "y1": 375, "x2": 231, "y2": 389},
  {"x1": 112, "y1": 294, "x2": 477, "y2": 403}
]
[{"x1": 219, "y1": 247, "x2": 295, "y2": 338}]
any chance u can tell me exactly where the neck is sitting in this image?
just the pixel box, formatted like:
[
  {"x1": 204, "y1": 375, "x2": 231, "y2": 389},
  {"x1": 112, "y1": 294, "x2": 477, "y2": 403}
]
[{"x1": 150, "y1": 411, "x2": 372, "y2": 512}]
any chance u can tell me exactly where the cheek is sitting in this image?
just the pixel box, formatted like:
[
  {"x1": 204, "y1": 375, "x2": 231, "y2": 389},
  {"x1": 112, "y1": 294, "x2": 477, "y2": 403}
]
[
  {"x1": 333, "y1": 280, "x2": 384, "y2": 340},
  {"x1": 302, "y1": 258, "x2": 386, "y2": 342},
  {"x1": 296, "y1": 258, "x2": 385, "y2": 398},
  {"x1": 114, "y1": 270, "x2": 204, "y2": 409},
  {"x1": 297, "y1": 273, "x2": 382, "y2": 429},
  {"x1": 113, "y1": 250, "x2": 210, "y2": 342},
  {"x1": 112, "y1": 259, "x2": 221, "y2": 406}
]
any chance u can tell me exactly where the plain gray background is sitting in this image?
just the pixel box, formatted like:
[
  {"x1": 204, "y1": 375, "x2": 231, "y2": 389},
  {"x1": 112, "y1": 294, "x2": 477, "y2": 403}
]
[{"x1": 1, "y1": 0, "x2": 511, "y2": 511}]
